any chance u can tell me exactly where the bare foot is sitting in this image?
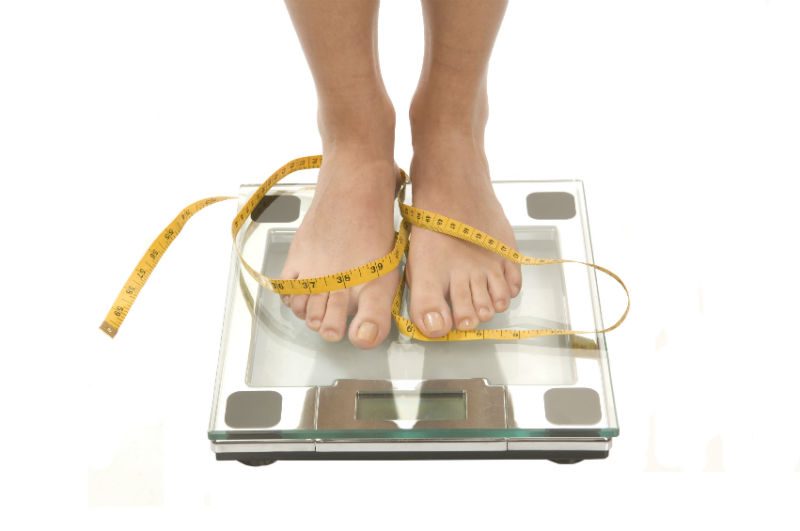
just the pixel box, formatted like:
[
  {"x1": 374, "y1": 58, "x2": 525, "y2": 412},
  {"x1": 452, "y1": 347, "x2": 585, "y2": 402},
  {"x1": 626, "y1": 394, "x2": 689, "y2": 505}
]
[
  {"x1": 405, "y1": 101, "x2": 522, "y2": 338},
  {"x1": 280, "y1": 102, "x2": 400, "y2": 349}
]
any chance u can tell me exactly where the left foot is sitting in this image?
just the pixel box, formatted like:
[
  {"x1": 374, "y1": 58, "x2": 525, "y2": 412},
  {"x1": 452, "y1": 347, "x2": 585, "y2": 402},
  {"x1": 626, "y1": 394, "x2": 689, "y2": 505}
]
[{"x1": 405, "y1": 98, "x2": 522, "y2": 338}]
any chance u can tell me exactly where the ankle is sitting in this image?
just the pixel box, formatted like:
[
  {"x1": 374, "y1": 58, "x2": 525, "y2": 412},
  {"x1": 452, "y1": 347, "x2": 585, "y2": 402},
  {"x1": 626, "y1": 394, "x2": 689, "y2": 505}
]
[
  {"x1": 317, "y1": 91, "x2": 396, "y2": 157},
  {"x1": 409, "y1": 89, "x2": 489, "y2": 149}
]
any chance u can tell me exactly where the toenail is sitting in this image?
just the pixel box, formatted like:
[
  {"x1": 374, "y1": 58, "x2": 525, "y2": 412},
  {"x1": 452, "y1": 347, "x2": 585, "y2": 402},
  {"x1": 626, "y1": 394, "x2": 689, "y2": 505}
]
[
  {"x1": 478, "y1": 307, "x2": 492, "y2": 320},
  {"x1": 356, "y1": 321, "x2": 378, "y2": 342},
  {"x1": 322, "y1": 329, "x2": 340, "y2": 341},
  {"x1": 495, "y1": 300, "x2": 508, "y2": 311},
  {"x1": 424, "y1": 312, "x2": 444, "y2": 333},
  {"x1": 308, "y1": 319, "x2": 321, "y2": 329},
  {"x1": 459, "y1": 318, "x2": 472, "y2": 330}
]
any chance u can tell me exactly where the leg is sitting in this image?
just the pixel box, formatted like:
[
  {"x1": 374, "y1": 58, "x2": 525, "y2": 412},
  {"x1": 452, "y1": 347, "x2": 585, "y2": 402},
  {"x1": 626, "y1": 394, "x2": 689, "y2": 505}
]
[
  {"x1": 406, "y1": 0, "x2": 521, "y2": 337},
  {"x1": 282, "y1": 0, "x2": 399, "y2": 348}
]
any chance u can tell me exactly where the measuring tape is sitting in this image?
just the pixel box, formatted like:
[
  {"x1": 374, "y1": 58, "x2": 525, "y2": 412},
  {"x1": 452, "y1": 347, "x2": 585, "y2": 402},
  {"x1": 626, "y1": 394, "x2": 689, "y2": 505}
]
[
  {"x1": 391, "y1": 204, "x2": 629, "y2": 341},
  {"x1": 100, "y1": 155, "x2": 629, "y2": 341}
]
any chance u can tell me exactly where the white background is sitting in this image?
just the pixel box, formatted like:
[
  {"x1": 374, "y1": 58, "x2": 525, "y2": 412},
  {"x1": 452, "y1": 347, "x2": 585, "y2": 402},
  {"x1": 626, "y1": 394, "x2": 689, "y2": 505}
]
[{"x1": 1, "y1": 0, "x2": 798, "y2": 528}]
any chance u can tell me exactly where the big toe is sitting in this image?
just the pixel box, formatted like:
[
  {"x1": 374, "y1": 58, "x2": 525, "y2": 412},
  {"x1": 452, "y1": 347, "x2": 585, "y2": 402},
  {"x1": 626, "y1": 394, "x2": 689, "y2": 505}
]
[
  {"x1": 347, "y1": 273, "x2": 398, "y2": 349},
  {"x1": 408, "y1": 273, "x2": 453, "y2": 338}
]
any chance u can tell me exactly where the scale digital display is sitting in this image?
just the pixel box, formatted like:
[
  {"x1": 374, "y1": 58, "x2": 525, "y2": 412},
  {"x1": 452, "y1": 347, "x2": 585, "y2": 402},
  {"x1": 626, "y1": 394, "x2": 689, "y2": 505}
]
[{"x1": 355, "y1": 391, "x2": 467, "y2": 421}]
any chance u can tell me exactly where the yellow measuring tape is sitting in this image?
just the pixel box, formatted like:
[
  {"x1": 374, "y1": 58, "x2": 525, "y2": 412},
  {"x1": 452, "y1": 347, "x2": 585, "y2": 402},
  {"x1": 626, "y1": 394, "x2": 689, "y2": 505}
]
[{"x1": 100, "y1": 155, "x2": 629, "y2": 341}]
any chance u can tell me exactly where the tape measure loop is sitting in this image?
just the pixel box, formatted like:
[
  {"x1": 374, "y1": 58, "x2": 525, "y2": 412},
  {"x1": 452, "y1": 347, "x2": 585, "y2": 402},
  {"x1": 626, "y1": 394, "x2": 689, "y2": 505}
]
[
  {"x1": 231, "y1": 155, "x2": 407, "y2": 297},
  {"x1": 101, "y1": 154, "x2": 629, "y2": 342},
  {"x1": 393, "y1": 202, "x2": 630, "y2": 342}
]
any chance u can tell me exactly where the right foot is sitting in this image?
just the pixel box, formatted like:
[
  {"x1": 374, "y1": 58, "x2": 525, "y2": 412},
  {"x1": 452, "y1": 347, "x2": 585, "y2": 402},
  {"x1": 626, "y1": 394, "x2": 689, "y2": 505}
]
[{"x1": 280, "y1": 100, "x2": 400, "y2": 349}]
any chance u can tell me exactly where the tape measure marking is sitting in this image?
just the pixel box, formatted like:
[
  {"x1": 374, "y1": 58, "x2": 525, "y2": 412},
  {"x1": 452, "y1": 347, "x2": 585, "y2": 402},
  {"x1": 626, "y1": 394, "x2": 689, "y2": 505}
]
[{"x1": 99, "y1": 196, "x2": 233, "y2": 338}]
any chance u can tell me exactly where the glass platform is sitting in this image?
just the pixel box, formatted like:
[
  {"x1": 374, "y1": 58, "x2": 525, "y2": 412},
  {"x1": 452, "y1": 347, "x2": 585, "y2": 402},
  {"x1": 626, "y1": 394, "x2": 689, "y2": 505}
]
[{"x1": 209, "y1": 180, "x2": 618, "y2": 463}]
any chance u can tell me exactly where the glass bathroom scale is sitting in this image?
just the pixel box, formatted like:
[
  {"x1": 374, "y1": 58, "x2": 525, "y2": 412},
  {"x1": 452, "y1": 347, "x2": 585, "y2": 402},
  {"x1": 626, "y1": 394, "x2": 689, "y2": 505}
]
[{"x1": 209, "y1": 180, "x2": 618, "y2": 465}]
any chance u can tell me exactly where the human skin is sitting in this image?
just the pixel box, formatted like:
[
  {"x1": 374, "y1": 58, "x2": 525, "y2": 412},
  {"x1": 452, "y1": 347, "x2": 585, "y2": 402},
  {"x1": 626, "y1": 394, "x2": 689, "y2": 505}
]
[{"x1": 282, "y1": 0, "x2": 519, "y2": 348}]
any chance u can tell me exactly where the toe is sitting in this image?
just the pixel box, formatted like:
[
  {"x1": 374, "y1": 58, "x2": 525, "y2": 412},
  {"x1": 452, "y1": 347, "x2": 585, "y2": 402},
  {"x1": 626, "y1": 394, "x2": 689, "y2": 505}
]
[
  {"x1": 279, "y1": 267, "x2": 298, "y2": 307},
  {"x1": 409, "y1": 275, "x2": 453, "y2": 338},
  {"x1": 320, "y1": 290, "x2": 348, "y2": 342},
  {"x1": 449, "y1": 271, "x2": 479, "y2": 330},
  {"x1": 347, "y1": 274, "x2": 397, "y2": 349},
  {"x1": 470, "y1": 273, "x2": 495, "y2": 322},
  {"x1": 504, "y1": 260, "x2": 523, "y2": 298},
  {"x1": 290, "y1": 294, "x2": 309, "y2": 320},
  {"x1": 305, "y1": 293, "x2": 328, "y2": 331},
  {"x1": 487, "y1": 268, "x2": 511, "y2": 313}
]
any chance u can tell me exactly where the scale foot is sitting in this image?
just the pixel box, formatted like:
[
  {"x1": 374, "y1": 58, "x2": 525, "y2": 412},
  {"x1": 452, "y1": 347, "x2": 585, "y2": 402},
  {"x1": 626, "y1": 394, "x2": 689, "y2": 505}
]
[
  {"x1": 549, "y1": 458, "x2": 584, "y2": 465},
  {"x1": 237, "y1": 459, "x2": 276, "y2": 467}
]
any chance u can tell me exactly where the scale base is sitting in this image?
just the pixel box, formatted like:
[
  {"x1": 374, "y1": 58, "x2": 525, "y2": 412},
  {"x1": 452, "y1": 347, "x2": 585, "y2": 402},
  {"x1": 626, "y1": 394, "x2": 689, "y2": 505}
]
[{"x1": 217, "y1": 450, "x2": 608, "y2": 466}]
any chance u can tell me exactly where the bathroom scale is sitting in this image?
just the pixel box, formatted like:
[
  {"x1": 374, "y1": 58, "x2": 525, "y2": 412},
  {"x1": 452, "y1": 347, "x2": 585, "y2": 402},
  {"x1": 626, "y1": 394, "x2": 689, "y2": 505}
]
[{"x1": 209, "y1": 179, "x2": 619, "y2": 466}]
